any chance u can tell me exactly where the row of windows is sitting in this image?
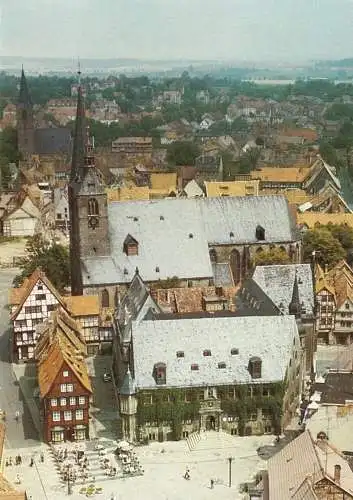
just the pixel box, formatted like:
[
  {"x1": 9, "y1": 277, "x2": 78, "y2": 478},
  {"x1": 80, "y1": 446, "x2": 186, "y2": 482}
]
[
  {"x1": 52, "y1": 410, "x2": 84, "y2": 422},
  {"x1": 142, "y1": 386, "x2": 273, "y2": 404},
  {"x1": 24, "y1": 304, "x2": 56, "y2": 315},
  {"x1": 51, "y1": 396, "x2": 85, "y2": 407},
  {"x1": 60, "y1": 384, "x2": 74, "y2": 393},
  {"x1": 176, "y1": 348, "x2": 239, "y2": 358}
]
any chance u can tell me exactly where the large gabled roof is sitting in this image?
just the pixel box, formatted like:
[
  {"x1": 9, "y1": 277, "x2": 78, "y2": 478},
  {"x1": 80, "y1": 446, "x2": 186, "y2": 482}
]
[
  {"x1": 37, "y1": 309, "x2": 91, "y2": 398},
  {"x1": 82, "y1": 195, "x2": 299, "y2": 286}
]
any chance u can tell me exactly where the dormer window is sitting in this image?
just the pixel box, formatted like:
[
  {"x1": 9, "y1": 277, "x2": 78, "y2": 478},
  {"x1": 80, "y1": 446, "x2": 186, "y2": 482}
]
[
  {"x1": 191, "y1": 364, "x2": 199, "y2": 371},
  {"x1": 155, "y1": 266, "x2": 160, "y2": 273},
  {"x1": 230, "y1": 232, "x2": 234, "y2": 238},
  {"x1": 176, "y1": 351, "x2": 184, "y2": 358},
  {"x1": 189, "y1": 233, "x2": 193, "y2": 239},
  {"x1": 123, "y1": 234, "x2": 138, "y2": 256},
  {"x1": 231, "y1": 348, "x2": 239, "y2": 355},
  {"x1": 248, "y1": 356, "x2": 262, "y2": 379},
  {"x1": 203, "y1": 350, "x2": 211, "y2": 357},
  {"x1": 153, "y1": 362, "x2": 166, "y2": 385},
  {"x1": 218, "y1": 362, "x2": 226, "y2": 369},
  {"x1": 255, "y1": 225, "x2": 265, "y2": 241}
]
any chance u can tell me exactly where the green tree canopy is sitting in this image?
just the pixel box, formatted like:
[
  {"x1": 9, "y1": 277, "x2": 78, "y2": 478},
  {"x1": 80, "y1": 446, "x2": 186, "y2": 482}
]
[
  {"x1": 13, "y1": 235, "x2": 70, "y2": 292},
  {"x1": 303, "y1": 227, "x2": 346, "y2": 268},
  {"x1": 325, "y1": 223, "x2": 353, "y2": 251},
  {"x1": 254, "y1": 248, "x2": 291, "y2": 266},
  {"x1": 166, "y1": 141, "x2": 200, "y2": 166}
]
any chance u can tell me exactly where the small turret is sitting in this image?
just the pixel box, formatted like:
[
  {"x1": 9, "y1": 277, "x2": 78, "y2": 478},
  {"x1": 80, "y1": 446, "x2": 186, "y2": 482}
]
[{"x1": 289, "y1": 270, "x2": 301, "y2": 318}]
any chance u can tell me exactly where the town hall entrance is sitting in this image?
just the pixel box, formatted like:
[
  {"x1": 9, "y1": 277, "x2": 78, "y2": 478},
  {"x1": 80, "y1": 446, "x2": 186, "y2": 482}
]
[{"x1": 206, "y1": 415, "x2": 216, "y2": 431}]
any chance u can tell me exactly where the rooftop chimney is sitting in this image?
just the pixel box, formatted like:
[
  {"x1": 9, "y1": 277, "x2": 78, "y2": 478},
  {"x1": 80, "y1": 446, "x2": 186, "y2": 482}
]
[{"x1": 334, "y1": 464, "x2": 341, "y2": 483}]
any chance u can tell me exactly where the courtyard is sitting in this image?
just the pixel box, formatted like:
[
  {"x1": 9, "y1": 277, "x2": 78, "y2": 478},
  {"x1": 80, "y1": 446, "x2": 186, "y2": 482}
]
[{"x1": 3, "y1": 431, "x2": 274, "y2": 500}]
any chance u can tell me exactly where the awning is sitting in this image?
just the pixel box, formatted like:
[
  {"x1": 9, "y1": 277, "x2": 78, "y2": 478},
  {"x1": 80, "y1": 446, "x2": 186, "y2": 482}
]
[
  {"x1": 74, "y1": 425, "x2": 87, "y2": 430},
  {"x1": 52, "y1": 426, "x2": 65, "y2": 431}
]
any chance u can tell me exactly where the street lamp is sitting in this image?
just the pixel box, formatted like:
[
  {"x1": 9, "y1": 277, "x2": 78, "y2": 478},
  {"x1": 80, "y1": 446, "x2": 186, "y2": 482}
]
[
  {"x1": 67, "y1": 464, "x2": 72, "y2": 495},
  {"x1": 228, "y1": 457, "x2": 233, "y2": 488}
]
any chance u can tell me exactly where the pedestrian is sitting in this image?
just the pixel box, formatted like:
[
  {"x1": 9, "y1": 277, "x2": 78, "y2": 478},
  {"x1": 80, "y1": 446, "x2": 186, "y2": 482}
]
[
  {"x1": 15, "y1": 473, "x2": 21, "y2": 485},
  {"x1": 9, "y1": 457, "x2": 12, "y2": 466},
  {"x1": 30, "y1": 457, "x2": 34, "y2": 467},
  {"x1": 18, "y1": 455, "x2": 22, "y2": 465},
  {"x1": 210, "y1": 479, "x2": 214, "y2": 489},
  {"x1": 40, "y1": 452, "x2": 44, "y2": 463},
  {"x1": 5, "y1": 459, "x2": 8, "y2": 467}
]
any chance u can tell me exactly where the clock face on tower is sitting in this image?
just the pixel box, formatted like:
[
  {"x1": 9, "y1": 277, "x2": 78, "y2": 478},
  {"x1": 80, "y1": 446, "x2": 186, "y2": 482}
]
[{"x1": 88, "y1": 216, "x2": 99, "y2": 229}]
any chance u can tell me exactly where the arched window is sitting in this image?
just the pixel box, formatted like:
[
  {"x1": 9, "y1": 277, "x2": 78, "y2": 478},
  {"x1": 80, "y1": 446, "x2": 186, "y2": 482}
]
[
  {"x1": 230, "y1": 249, "x2": 241, "y2": 285},
  {"x1": 88, "y1": 198, "x2": 99, "y2": 216},
  {"x1": 114, "y1": 288, "x2": 120, "y2": 307},
  {"x1": 101, "y1": 289, "x2": 109, "y2": 308},
  {"x1": 209, "y1": 248, "x2": 217, "y2": 263},
  {"x1": 242, "y1": 246, "x2": 250, "y2": 278}
]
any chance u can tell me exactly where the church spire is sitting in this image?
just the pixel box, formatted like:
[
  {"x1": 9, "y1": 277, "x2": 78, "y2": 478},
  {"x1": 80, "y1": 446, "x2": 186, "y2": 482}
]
[
  {"x1": 70, "y1": 80, "x2": 86, "y2": 182},
  {"x1": 18, "y1": 67, "x2": 32, "y2": 107},
  {"x1": 289, "y1": 270, "x2": 301, "y2": 317}
]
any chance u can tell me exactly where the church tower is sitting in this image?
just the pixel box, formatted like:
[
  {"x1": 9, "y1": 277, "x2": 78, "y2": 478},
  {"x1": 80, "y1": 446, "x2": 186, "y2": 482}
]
[
  {"x1": 69, "y1": 83, "x2": 110, "y2": 296},
  {"x1": 17, "y1": 68, "x2": 35, "y2": 156}
]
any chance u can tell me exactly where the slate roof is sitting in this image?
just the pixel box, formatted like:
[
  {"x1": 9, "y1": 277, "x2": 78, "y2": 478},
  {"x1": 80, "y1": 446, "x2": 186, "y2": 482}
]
[
  {"x1": 82, "y1": 196, "x2": 299, "y2": 286},
  {"x1": 252, "y1": 264, "x2": 314, "y2": 316},
  {"x1": 312, "y1": 372, "x2": 353, "y2": 405},
  {"x1": 235, "y1": 278, "x2": 280, "y2": 316},
  {"x1": 34, "y1": 127, "x2": 72, "y2": 155},
  {"x1": 132, "y1": 315, "x2": 299, "y2": 389}
]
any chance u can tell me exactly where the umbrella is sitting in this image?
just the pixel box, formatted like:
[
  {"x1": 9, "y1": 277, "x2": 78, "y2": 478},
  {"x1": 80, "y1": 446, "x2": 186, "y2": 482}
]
[{"x1": 118, "y1": 440, "x2": 131, "y2": 450}]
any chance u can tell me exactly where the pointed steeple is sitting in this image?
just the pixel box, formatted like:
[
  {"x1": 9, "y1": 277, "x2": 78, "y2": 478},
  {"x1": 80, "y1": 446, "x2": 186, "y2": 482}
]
[
  {"x1": 18, "y1": 67, "x2": 32, "y2": 107},
  {"x1": 70, "y1": 84, "x2": 86, "y2": 182},
  {"x1": 289, "y1": 270, "x2": 301, "y2": 317},
  {"x1": 119, "y1": 366, "x2": 136, "y2": 396}
]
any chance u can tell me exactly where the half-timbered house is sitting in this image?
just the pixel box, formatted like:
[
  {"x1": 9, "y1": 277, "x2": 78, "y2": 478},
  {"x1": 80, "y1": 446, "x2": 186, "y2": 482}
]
[
  {"x1": 9, "y1": 269, "x2": 103, "y2": 360},
  {"x1": 35, "y1": 308, "x2": 92, "y2": 443}
]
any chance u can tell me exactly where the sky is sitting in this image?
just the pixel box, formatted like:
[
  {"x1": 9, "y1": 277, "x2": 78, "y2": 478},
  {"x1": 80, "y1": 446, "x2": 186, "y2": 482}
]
[{"x1": 1, "y1": 0, "x2": 353, "y2": 62}]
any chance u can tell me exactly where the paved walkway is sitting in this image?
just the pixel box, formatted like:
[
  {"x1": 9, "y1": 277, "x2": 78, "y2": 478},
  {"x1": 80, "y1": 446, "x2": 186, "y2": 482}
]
[{"x1": 3, "y1": 432, "x2": 275, "y2": 500}]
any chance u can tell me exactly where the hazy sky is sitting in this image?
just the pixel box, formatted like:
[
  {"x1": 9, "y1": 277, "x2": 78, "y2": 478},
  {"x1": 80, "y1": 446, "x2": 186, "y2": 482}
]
[{"x1": 1, "y1": 0, "x2": 353, "y2": 62}]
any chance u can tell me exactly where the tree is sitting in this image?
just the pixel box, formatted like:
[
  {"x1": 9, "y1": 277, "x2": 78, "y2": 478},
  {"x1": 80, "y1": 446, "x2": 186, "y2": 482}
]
[
  {"x1": 254, "y1": 248, "x2": 291, "y2": 266},
  {"x1": 303, "y1": 227, "x2": 346, "y2": 268},
  {"x1": 167, "y1": 141, "x2": 200, "y2": 166},
  {"x1": 13, "y1": 235, "x2": 70, "y2": 292},
  {"x1": 0, "y1": 126, "x2": 20, "y2": 164},
  {"x1": 326, "y1": 223, "x2": 353, "y2": 251}
]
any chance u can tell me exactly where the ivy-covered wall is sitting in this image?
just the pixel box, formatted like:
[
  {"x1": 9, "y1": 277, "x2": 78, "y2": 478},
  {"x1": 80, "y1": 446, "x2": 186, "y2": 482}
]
[
  {"x1": 136, "y1": 388, "x2": 200, "y2": 440},
  {"x1": 136, "y1": 382, "x2": 286, "y2": 440},
  {"x1": 220, "y1": 382, "x2": 285, "y2": 436}
]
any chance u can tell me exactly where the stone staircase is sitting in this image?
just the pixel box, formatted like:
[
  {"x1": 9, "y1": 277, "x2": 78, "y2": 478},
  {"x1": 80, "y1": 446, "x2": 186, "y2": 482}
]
[
  {"x1": 186, "y1": 431, "x2": 201, "y2": 451},
  {"x1": 187, "y1": 431, "x2": 237, "y2": 452}
]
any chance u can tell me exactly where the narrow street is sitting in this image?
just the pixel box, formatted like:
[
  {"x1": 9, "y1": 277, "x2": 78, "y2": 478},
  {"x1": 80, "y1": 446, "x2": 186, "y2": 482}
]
[{"x1": 0, "y1": 268, "x2": 39, "y2": 449}]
